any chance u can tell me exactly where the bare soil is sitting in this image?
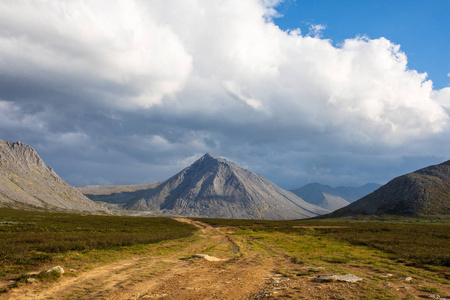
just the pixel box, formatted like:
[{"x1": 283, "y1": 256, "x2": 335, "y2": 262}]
[{"x1": 2, "y1": 219, "x2": 449, "y2": 299}]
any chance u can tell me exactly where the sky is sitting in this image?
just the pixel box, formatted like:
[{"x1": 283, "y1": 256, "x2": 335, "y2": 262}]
[{"x1": 0, "y1": 0, "x2": 449, "y2": 189}]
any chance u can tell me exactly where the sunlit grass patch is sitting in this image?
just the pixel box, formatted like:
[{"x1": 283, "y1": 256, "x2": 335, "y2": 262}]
[
  {"x1": 197, "y1": 217, "x2": 450, "y2": 268},
  {"x1": 0, "y1": 208, "x2": 198, "y2": 278}
]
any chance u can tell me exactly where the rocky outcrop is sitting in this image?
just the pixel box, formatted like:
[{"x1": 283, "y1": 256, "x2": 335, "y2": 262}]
[
  {"x1": 290, "y1": 183, "x2": 380, "y2": 211},
  {"x1": 0, "y1": 139, "x2": 107, "y2": 213},
  {"x1": 326, "y1": 160, "x2": 450, "y2": 217},
  {"x1": 83, "y1": 154, "x2": 328, "y2": 219}
]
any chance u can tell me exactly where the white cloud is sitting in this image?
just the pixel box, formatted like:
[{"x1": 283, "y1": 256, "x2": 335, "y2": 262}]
[
  {"x1": 0, "y1": 0, "x2": 449, "y2": 187},
  {"x1": 308, "y1": 24, "x2": 326, "y2": 37},
  {"x1": 432, "y1": 87, "x2": 450, "y2": 109},
  {"x1": 0, "y1": 0, "x2": 192, "y2": 109}
]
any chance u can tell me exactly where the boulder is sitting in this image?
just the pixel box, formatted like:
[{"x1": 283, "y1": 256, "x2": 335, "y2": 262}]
[
  {"x1": 315, "y1": 274, "x2": 362, "y2": 283},
  {"x1": 45, "y1": 266, "x2": 64, "y2": 275},
  {"x1": 403, "y1": 276, "x2": 413, "y2": 282}
]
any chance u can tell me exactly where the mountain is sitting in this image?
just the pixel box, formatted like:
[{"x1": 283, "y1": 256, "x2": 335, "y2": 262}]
[
  {"x1": 0, "y1": 139, "x2": 107, "y2": 213},
  {"x1": 290, "y1": 183, "x2": 381, "y2": 211},
  {"x1": 82, "y1": 154, "x2": 329, "y2": 219},
  {"x1": 326, "y1": 160, "x2": 450, "y2": 217}
]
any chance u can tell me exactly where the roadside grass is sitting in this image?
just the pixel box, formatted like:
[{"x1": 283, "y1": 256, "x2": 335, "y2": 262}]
[
  {"x1": 196, "y1": 218, "x2": 450, "y2": 270},
  {"x1": 0, "y1": 208, "x2": 198, "y2": 280},
  {"x1": 201, "y1": 219, "x2": 449, "y2": 299}
]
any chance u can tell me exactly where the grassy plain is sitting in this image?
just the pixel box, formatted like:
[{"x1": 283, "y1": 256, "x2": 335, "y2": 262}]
[
  {"x1": 0, "y1": 208, "x2": 197, "y2": 280},
  {"x1": 196, "y1": 218, "x2": 450, "y2": 270},
  {"x1": 194, "y1": 217, "x2": 450, "y2": 298},
  {"x1": 1, "y1": 209, "x2": 449, "y2": 299}
]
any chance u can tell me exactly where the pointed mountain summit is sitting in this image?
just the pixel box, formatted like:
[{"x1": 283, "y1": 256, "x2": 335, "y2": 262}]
[
  {"x1": 326, "y1": 160, "x2": 450, "y2": 217},
  {"x1": 0, "y1": 139, "x2": 107, "y2": 213},
  {"x1": 84, "y1": 154, "x2": 328, "y2": 219}
]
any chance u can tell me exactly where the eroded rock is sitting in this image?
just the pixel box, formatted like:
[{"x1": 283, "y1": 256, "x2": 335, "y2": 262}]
[
  {"x1": 315, "y1": 274, "x2": 362, "y2": 283},
  {"x1": 45, "y1": 266, "x2": 64, "y2": 275}
]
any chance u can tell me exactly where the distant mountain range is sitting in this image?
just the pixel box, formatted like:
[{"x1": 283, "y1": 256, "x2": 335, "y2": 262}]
[
  {"x1": 326, "y1": 160, "x2": 450, "y2": 217},
  {"x1": 81, "y1": 154, "x2": 329, "y2": 219},
  {"x1": 0, "y1": 139, "x2": 107, "y2": 213},
  {"x1": 2, "y1": 138, "x2": 448, "y2": 219},
  {"x1": 290, "y1": 183, "x2": 381, "y2": 211}
]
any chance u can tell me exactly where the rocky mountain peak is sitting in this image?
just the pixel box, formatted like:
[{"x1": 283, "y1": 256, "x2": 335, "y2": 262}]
[
  {"x1": 191, "y1": 153, "x2": 218, "y2": 167},
  {"x1": 187, "y1": 154, "x2": 236, "y2": 178},
  {"x1": 326, "y1": 159, "x2": 450, "y2": 217},
  {"x1": 201, "y1": 153, "x2": 214, "y2": 160},
  {"x1": 1, "y1": 140, "x2": 46, "y2": 171},
  {"x1": 0, "y1": 139, "x2": 107, "y2": 213},
  {"x1": 84, "y1": 153, "x2": 329, "y2": 219}
]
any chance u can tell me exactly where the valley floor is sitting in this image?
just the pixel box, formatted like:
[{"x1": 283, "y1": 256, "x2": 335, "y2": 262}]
[{"x1": 1, "y1": 218, "x2": 449, "y2": 300}]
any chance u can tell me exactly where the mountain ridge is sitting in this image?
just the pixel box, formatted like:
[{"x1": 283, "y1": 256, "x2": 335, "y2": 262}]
[
  {"x1": 0, "y1": 139, "x2": 107, "y2": 213},
  {"x1": 326, "y1": 160, "x2": 450, "y2": 217},
  {"x1": 83, "y1": 153, "x2": 329, "y2": 219}
]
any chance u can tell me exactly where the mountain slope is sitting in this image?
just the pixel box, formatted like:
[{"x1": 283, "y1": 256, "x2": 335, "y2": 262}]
[
  {"x1": 84, "y1": 154, "x2": 328, "y2": 219},
  {"x1": 290, "y1": 183, "x2": 381, "y2": 211},
  {"x1": 0, "y1": 139, "x2": 107, "y2": 213},
  {"x1": 327, "y1": 160, "x2": 450, "y2": 217}
]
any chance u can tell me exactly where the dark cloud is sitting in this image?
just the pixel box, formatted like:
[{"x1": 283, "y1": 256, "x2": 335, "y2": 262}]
[{"x1": 0, "y1": 0, "x2": 449, "y2": 189}]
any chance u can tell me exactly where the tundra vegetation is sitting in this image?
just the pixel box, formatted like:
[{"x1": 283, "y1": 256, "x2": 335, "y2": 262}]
[
  {"x1": 0, "y1": 208, "x2": 449, "y2": 298},
  {"x1": 196, "y1": 217, "x2": 450, "y2": 268},
  {"x1": 0, "y1": 208, "x2": 197, "y2": 282}
]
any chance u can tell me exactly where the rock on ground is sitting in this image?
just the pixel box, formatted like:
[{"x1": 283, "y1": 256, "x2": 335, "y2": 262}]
[
  {"x1": 46, "y1": 266, "x2": 64, "y2": 275},
  {"x1": 192, "y1": 254, "x2": 224, "y2": 262},
  {"x1": 315, "y1": 274, "x2": 362, "y2": 283}
]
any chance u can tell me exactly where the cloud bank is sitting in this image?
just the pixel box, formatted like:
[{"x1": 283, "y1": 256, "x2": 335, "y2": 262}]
[{"x1": 0, "y1": 0, "x2": 449, "y2": 188}]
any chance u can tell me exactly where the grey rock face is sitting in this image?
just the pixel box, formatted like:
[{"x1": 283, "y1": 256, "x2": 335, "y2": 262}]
[
  {"x1": 0, "y1": 139, "x2": 107, "y2": 213},
  {"x1": 84, "y1": 154, "x2": 328, "y2": 219},
  {"x1": 327, "y1": 160, "x2": 450, "y2": 217},
  {"x1": 290, "y1": 183, "x2": 381, "y2": 211}
]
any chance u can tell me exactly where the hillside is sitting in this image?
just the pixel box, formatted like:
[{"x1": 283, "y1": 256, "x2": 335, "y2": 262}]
[
  {"x1": 327, "y1": 160, "x2": 450, "y2": 217},
  {"x1": 0, "y1": 139, "x2": 107, "y2": 213},
  {"x1": 83, "y1": 154, "x2": 328, "y2": 219},
  {"x1": 290, "y1": 183, "x2": 381, "y2": 211}
]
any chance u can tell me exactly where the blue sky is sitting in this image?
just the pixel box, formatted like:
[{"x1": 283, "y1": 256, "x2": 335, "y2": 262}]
[
  {"x1": 275, "y1": 0, "x2": 450, "y2": 89},
  {"x1": 0, "y1": 0, "x2": 449, "y2": 189}
]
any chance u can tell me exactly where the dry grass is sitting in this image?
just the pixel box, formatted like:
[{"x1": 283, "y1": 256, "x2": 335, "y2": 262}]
[{"x1": 0, "y1": 208, "x2": 198, "y2": 279}]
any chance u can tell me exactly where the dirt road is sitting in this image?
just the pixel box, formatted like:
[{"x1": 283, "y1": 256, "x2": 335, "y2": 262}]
[
  {"x1": 3, "y1": 219, "x2": 449, "y2": 299},
  {"x1": 2, "y1": 219, "x2": 279, "y2": 299}
]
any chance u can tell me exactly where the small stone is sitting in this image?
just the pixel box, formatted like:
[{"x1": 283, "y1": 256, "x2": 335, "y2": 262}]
[
  {"x1": 26, "y1": 278, "x2": 36, "y2": 284},
  {"x1": 382, "y1": 273, "x2": 393, "y2": 277},
  {"x1": 45, "y1": 266, "x2": 64, "y2": 275},
  {"x1": 315, "y1": 274, "x2": 362, "y2": 283},
  {"x1": 426, "y1": 295, "x2": 440, "y2": 299},
  {"x1": 191, "y1": 254, "x2": 223, "y2": 261},
  {"x1": 403, "y1": 276, "x2": 413, "y2": 282}
]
